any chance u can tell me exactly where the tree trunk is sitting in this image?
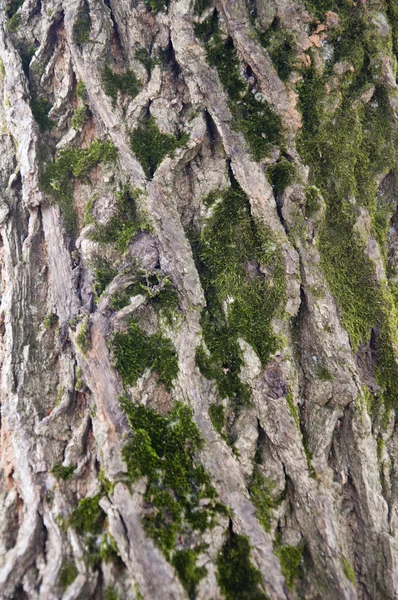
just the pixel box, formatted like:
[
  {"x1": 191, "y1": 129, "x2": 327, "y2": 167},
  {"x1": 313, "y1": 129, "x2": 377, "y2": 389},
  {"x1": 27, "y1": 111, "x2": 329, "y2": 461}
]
[{"x1": 0, "y1": 0, "x2": 397, "y2": 598}]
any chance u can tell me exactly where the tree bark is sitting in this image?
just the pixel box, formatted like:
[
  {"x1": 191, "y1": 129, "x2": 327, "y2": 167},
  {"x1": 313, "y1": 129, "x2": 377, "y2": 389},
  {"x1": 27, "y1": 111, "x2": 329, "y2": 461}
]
[{"x1": 0, "y1": 0, "x2": 397, "y2": 598}]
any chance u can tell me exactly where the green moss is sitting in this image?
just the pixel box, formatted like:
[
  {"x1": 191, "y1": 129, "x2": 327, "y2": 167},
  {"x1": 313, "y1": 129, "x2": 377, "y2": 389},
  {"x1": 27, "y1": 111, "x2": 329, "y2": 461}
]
[
  {"x1": 208, "y1": 403, "x2": 225, "y2": 434},
  {"x1": 99, "y1": 533, "x2": 120, "y2": 562},
  {"x1": 51, "y1": 464, "x2": 75, "y2": 481},
  {"x1": 99, "y1": 468, "x2": 114, "y2": 495},
  {"x1": 297, "y1": 5, "x2": 398, "y2": 410},
  {"x1": 76, "y1": 316, "x2": 91, "y2": 356},
  {"x1": 144, "y1": 0, "x2": 169, "y2": 13},
  {"x1": 105, "y1": 587, "x2": 120, "y2": 600},
  {"x1": 72, "y1": 0, "x2": 91, "y2": 46},
  {"x1": 103, "y1": 65, "x2": 141, "y2": 106},
  {"x1": 5, "y1": 0, "x2": 24, "y2": 19},
  {"x1": 257, "y1": 17, "x2": 296, "y2": 82},
  {"x1": 191, "y1": 180, "x2": 285, "y2": 415},
  {"x1": 59, "y1": 561, "x2": 78, "y2": 592},
  {"x1": 0, "y1": 59, "x2": 5, "y2": 79},
  {"x1": 194, "y1": 10, "x2": 219, "y2": 43},
  {"x1": 75, "y1": 365, "x2": 85, "y2": 392},
  {"x1": 83, "y1": 195, "x2": 96, "y2": 227},
  {"x1": 135, "y1": 48, "x2": 158, "y2": 73},
  {"x1": 130, "y1": 115, "x2": 188, "y2": 178},
  {"x1": 317, "y1": 365, "x2": 332, "y2": 381},
  {"x1": 376, "y1": 435, "x2": 384, "y2": 466},
  {"x1": 55, "y1": 386, "x2": 64, "y2": 407},
  {"x1": 40, "y1": 139, "x2": 118, "y2": 232},
  {"x1": 76, "y1": 81, "x2": 86, "y2": 100},
  {"x1": 201, "y1": 17, "x2": 281, "y2": 160},
  {"x1": 88, "y1": 185, "x2": 149, "y2": 252},
  {"x1": 7, "y1": 13, "x2": 21, "y2": 32},
  {"x1": 285, "y1": 389, "x2": 300, "y2": 425},
  {"x1": 30, "y1": 97, "x2": 56, "y2": 132},
  {"x1": 111, "y1": 318, "x2": 178, "y2": 391},
  {"x1": 43, "y1": 313, "x2": 58, "y2": 329},
  {"x1": 110, "y1": 271, "x2": 179, "y2": 322},
  {"x1": 304, "y1": 186, "x2": 321, "y2": 218},
  {"x1": 342, "y1": 556, "x2": 355, "y2": 583},
  {"x1": 172, "y1": 548, "x2": 207, "y2": 599},
  {"x1": 266, "y1": 159, "x2": 296, "y2": 195},
  {"x1": 386, "y1": 0, "x2": 398, "y2": 62},
  {"x1": 71, "y1": 105, "x2": 88, "y2": 130},
  {"x1": 216, "y1": 532, "x2": 267, "y2": 600},
  {"x1": 69, "y1": 494, "x2": 106, "y2": 535},
  {"x1": 91, "y1": 258, "x2": 118, "y2": 304},
  {"x1": 194, "y1": 0, "x2": 211, "y2": 15},
  {"x1": 135, "y1": 584, "x2": 145, "y2": 600},
  {"x1": 120, "y1": 400, "x2": 226, "y2": 562},
  {"x1": 108, "y1": 288, "x2": 133, "y2": 312},
  {"x1": 249, "y1": 467, "x2": 279, "y2": 532},
  {"x1": 203, "y1": 189, "x2": 222, "y2": 207},
  {"x1": 274, "y1": 543, "x2": 302, "y2": 591}
]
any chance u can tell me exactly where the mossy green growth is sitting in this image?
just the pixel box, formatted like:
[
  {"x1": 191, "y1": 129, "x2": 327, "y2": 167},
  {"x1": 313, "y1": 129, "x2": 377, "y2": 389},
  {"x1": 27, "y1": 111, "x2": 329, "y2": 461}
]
[
  {"x1": 59, "y1": 560, "x2": 78, "y2": 592},
  {"x1": 216, "y1": 531, "x2": 267, "y2": 600},
  {"x1": 76, "y1": 81, "x2": 86, "y2": 100},
  {"x1": 43, "y1": 313, "x2": 58, "y2": 329},
  {"x1": 130, "y1": 115, "x2": 188, "y2": 178},
  {"x1": 249, "y1": 466, "x2": 279, "y2": 533},
  {"x1": 144, "y1": 0, "x2": 169, "y2": 13},
  {"x1": 40, "y1": 139, "x2": 118, "y2": 232},
  {"x1": 317, "y1": 365, "x2": 332, "y2": 381},
  {"x1": 266, "y1": 159, "x2": 296, "y2": 195},
  {"x1": 342, "y1": 556, "x2": 355, "y2": 583},
  {"x1": 72, "y1": 0, "x2": 91, "y2": 46},
  {"x1": 7, "y1": 13, "x2": 21, "y2": 32},
  {"x1": 192, "y1": 180, "x2": 285, "y2": 413},
  {"x1": 99, "y1": 533, "x2": 120, "y2": 562},
  {"x1": 304, "y1": 186, "x2": 321, "y2": 218},
  {"x1": 208, "y1": 403, "x2": 225, "y2": 434},
  {"x1": 104, "y1": 587, "x2": 120, "y2": 600},
  {"x1": 69, "y1": 494, "x2": 106, "y2": 535},
  {"x1": 201, "y1": 16, "x2": 281, "y2": 160},
  {"x1": 111, "y1": 318, "x2": 178, "y2": 391},
  {"x1": 5, "y1": 0, "x2": 24, "y2": 19},
  {"x1": 120, "y1": 400, "x2": 226, "y2": 561},
  {"x1": 71, "y1": 105, "x2": 88, "y2": 130},
  {"x1": 99, "y1": 468, "x2": 114, "y2": 495},
  {"x1": 51, "y1": 464, "x2": 75, "y2": 481},
  {"x1": 194, "y1": 0, "x2": 211, "y2": 15},
  {"x1": 386, "y1": 0, "x2": 398, "y2": 62},
  {"x1": 297, "y1": 5, "x2": 398, "y2": 406},
  {"x1": 76, "y1": 316, "x2": 91, "y2": 356},
  {"x1": 257, "y1": 17, "x2": 296, "y2": 82},
  {"x1": 30, "y1": 97, "x2": 56, "y2": 132},
  {"x1": 103, "y1": 65, "x2": 141, "y2": 106},
  {"x1": 88, "y1": 185, "x2": 149, "y2": 252},
  {"x1": 274, "y1": 543, "x2": 302, "y2": 591},
  {"x1": 109, "y1": 271, "x2": 179, "y2": 323},
  {"x1": 286, "y1": 389, "x2": 300, "y2": 425},
  {"x1": 135, "y1": 48, "x2": 158, "y2": 73},
  {"x1": 91, "y1": 258, "x2": 118, "y2": 304},
  {"x1": 172, "y1": 548, "x2": 207, "y2": 599}
]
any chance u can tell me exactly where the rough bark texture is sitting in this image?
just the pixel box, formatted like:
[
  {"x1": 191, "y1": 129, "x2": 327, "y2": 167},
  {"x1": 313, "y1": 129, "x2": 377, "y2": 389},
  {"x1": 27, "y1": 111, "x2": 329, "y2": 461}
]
[{"x1": 1, "y1": 0, "x2": 398, "y2": 598}]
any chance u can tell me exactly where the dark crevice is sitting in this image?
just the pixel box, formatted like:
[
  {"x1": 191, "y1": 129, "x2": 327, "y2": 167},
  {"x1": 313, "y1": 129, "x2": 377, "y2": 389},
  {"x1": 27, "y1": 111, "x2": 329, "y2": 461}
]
[
  {"x1": 162, "y1": 39, "x2": 181, "y2": 78},
  {"x1": 204, "y1": 110, "x2": 218, "y2": 156}
]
